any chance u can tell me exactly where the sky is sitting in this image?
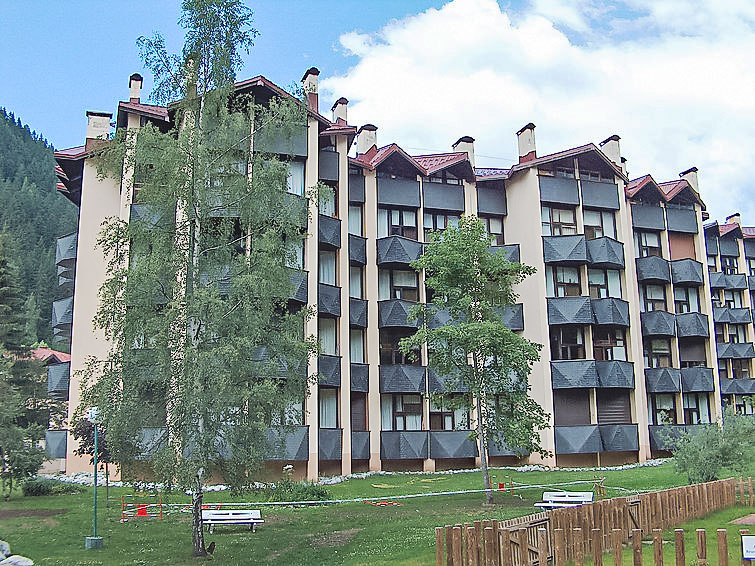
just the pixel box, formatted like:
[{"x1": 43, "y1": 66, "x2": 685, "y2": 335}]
[{"x1": 1, "y1": 0, "x2": 753, "y2": 223}]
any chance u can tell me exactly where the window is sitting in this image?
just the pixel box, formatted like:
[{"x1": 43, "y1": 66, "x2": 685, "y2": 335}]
[
  {"x1": 723, "y1": 290, "x2": 743, "y2": 308},
  {"x1": 349, "y1": 266, "x2": 363, "y2": 299},
  {"x1": 380, "y1": 330, "x2": 420, "y2": 365},
  {"x1": 634, "y1": 231, "x2": 662, "y2": 257},
  {"x1": 378, "y1": 207, "x2": 418, "y2": 239},
  {"x1": 596, "y1": 390, "x2": 631, "y2": 424},
  {"x1": 748, "y1": 259, "x2": 755, "y2": 277},
  {"x1": 715, "y1": 323, "x2": 726, "y2": 343},
  {"x1": 378, "y1": 269, "x2": 419, "y2": 301},
  {"x1": 711, "y1": 290, "x2": 722, "y2": 308},
  {"x1": 732, "y1": 359, "x2": 750, "y2": 379},
  {"x1": 381, "y1": 394, "x2": 423, "y2": 431},
  {"x1": 550, "y1": 326, "x2": 585, "y2": 360},
  {"x1": 641, "y1": 284, "x2": 666, "y2": 312},
  {"x1": 718, "y1": 359, "x2": 729, "y2": 379},
  {"x1": 593, "y1": 328, "x2": 627, "y2": 361},
  {"x1": 734, "y1": 395, "x2": 754, "y2": 415},
  {"x1": 546, "y1": 266, "x2": 581, "y2": 297},
  {"x1": 580, "y1": 169, "x2": 602, "y2": 182},
  {"x1": 583, "y1": 209, "x2": 616, "y2": 240},
  {"x1": 588, "y1": 269, "x2": 621, "y2": 299},
  {"x1": 644, "y1": 339, "x2": 671, "y2": 368},
  {"x1": 430, "y1": 396, "x2": 469, "y2": 430},
  {"x1": 319, "y1": 185, "x2": 336, "y2": 217},
  {"x1": 351, "y1": 392, "x2": 367, "y2": 431},
  {"x1": 319, "y1": 388, "x2": 338, "y2": 428},
  {"x1": 722, "y1": 256, "x2": 739, "y2": 275},
  {"x1": 285, "y1": 239, "x2": 304, "y2": 270},
  {"x1": 648, "y1": 393, "x2": 676, "y2": 425},
  {"x1": 423, "y1": 212, "x2": 459, "y2": 239},
  {"x1": 348, "y1": 205, "x2": 363, "y2": 236},
  {"x1": 552, "y1": 389, "x2": 590, "y2": 426},
  {"x1": 682, "y1": 393, "x2": 710, "y2": 424},
  {"x1": 286, "y1": 161, "x2": 305, "y2": 196},
  {"x1": 350, "y1": 329, "x2": 364, "y2": 364},
  {"x1": 425, "y1": 171, "x2": 463, "y2": 185},
  {"x1": 674, "y1": 286, "x2": 700, "y2": 313},
  {"x1": 556, "y1": 167, "x2": 575, "y2": 179},
  {"x1": 272, "y1": 400, "x2": 304, "y2": 426},
  {"x1": 679, "y1": 338, "x2": 706, "y2": 368},
  {"x1": 541, "y1": 206, "x2": 577, "y2": 236},
  {"x1": 481, "y1": 216, "x2": 505, "y2": 246},
  {"x1": 707, "y1": 254, "x2": 717, "y2": 271},
  {"x1": 728, "y1": 324, "x2": 747, "y2": 344},
  {"x1": 318, "y1": 318, "x2": 337, "y2": 356},
  {"x1": 319, "y1": 250, "x2": 336, "y2": 285}
]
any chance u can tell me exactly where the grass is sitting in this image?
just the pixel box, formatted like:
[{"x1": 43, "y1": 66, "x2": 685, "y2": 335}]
[{"x1": 0, "y1": 462, "x2": 747, "y2": 566}]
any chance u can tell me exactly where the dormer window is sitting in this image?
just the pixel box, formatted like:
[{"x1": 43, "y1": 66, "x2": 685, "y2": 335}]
[
  {"x1": 556, "y1": 167, "x2": 575, "y2": 179},
  {"x1": 580, "y1": 170, "x2": 602, "y2": 182},
  {"x1": 425, "y1": 171, "x2": 463, "y2": 185}
]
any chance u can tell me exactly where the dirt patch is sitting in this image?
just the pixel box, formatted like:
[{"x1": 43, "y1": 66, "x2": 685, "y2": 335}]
[
  {"x1": 0, "y1": 508, "x2": 67, "y2": 520},
  {"x1": 730, "y1": 513, "x2": 755, "y2": 525},
  {"x1": 311, "y1": 528, "x2": 362, "y2": 548}
]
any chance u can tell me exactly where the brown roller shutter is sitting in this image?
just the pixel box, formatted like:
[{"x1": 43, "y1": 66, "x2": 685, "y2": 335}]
[
  {"x1": 351, "y1": 392, "x2": 367, "y2": 431},
  {"x1": 596, "y1": 390, "x2": 631, "y2": 424},
  {"x1": 553, "y1": 389, "x2": 591, "y2": 426}
]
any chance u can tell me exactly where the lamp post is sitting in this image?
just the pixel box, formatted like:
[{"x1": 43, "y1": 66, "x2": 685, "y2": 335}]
[{"x1": 85, "y1": 407, "x2": 104, "y2": 550}]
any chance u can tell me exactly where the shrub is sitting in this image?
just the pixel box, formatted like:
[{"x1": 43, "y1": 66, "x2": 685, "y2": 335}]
[
  {"x1": 253, "y1": 477, "x2": 330, "y2": 502},
  {"x1": 22, "y1": 477, "x2": 85, "y2": 496}
]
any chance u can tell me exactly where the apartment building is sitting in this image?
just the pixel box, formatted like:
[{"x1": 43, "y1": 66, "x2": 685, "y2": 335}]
[{"x1": 47, "y1": 68, "x2": 752, "y2": 479}]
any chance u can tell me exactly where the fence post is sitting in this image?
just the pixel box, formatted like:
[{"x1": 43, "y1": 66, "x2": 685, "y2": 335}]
[
  {"x1": 592, "y1": 528, "x2": 603, "y2": 566},
  {"x1": 447, "y1": 525, "x2": 455, "y2": 566},
  {"x1": 632, "y1": 529, "x2": 642, "y2": 566},
  {"x1": 749, "y1": 477, "x2": 754, "y2": 506},
  {"x1": 553, "y1": 528, "x2": 565, "y2": 566},
  {"x1": 492, "y1": 520, "x2": 501, "y2": 566},
  {"x1": 453, "y1": 526, "x2": 463, "y2": 566},
  {"x1": 717, "y1": 529, "x2": 728, "y2": 566},
  {"x1": 467, "y1": 526, "x2": 479, "y2": 566},
  {"x1": 437, "y1": 527, "x2": 444, "y2": 566},
  {"x1": 739, "y1": 478, "x2": 745, "y2": 505},
  {"x1": 675, "y1": 530, "x2": 685, "y2": 566},
  {"x1": 696, "y1": 529, "x2": 707, "y2": 566},
  {"x1": 538, "y1": 528, "x2": 548, "y2": 566},
  {"x1": 500, "y1": 529, "x2": 512, "y2": 566},
  {"x1": 653, "y1": 529, "x2": 663, "y2": 566},
  {"x1": 485, "y1": 527, "x2": 496, "y2": 566},
  {"x1": 612, "y1": 528, "x2": 622, "y2": 566},
  {"x1": 519, "y1": 528, "x2": 529, "y2": 566},
  {"x1": 574, "y1": 528, "x2": 584, "y2": 566}
]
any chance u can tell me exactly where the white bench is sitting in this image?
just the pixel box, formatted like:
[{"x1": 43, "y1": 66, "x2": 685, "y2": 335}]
[
  {"x1": 201, "y1": 509, "x2": 264, "y2": 533},
  {"x1": 534, "y1": 491, "x2": 594, "y2": 510}
]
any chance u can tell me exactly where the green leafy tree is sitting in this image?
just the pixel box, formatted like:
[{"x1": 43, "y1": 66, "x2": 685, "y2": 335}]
[
  {"x1": 70, "y1": 415, "x2": 113, "y2": 503},
  {"x1": 0, "y1": 235, "x2": 47, "y2": 500},
  {"x1": 670, "y1": 403, "x2": 755, "y2": 483},
  {"x1": 401, "y1": 216, "x2": 549, "y2": 504},
  {"x1": 83, "y1": 0, "x2": 317, "y2": 556}
]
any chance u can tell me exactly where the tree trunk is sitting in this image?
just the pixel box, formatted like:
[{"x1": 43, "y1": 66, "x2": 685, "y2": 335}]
[
  {"x1": 105, "y1": 462, "x2": 109, "y2": 507},
  {"x1": 191, "y1": 472, "x2": 206, "y2": 557},
  {"x1": 476, "y1": 395, "x2": 493, "y2": 505}
]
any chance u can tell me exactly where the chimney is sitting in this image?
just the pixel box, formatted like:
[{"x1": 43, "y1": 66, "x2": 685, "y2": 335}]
[
  {"x1": 599, "y1": 134, "x2": 621, "y2": 166},
  {"x1": 85, "y1": 111, "x2": 112, "y2": 149},
  {"x1": 129, "y1": 73, "x2": 143, "y2": 103},
  {"x1": 516, "y1": 123, "x2": 536, "y2": 163},
  {"x1": 301, "y1": 67, "x2": 320, "y2": 112},
  {"x1": 452, "y1": 136, "x2": 475, "y2": 168},
  {"x1": 726, "y1": 212, "x2": 741, "y2": 226},
  {"x1": 331, "y1": 97, "x2": 348, "y2": 122},
  {"x1": 356, "y1": 124, "x2": 377, "y2": 155},
  {"x1": 679, "y1": 166, "x2": 699, "y2": 191}
]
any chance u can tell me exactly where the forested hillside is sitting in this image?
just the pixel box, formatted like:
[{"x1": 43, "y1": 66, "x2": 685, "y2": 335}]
[{"x1": 0, "y1": 108, "x2": 78, "y2": 345}]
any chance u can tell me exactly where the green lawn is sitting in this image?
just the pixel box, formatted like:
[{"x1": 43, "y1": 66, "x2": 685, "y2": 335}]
[{"x1": 0, "y1": 462, "x2": 746, "y2": 566}]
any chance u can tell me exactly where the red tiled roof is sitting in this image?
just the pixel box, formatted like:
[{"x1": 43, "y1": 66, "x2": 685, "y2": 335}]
[
  {"x1": 320, "y1": 118, "x2": 357, "y2": 137},
  {"x1": 350, "y1": 144, "x2": 427, "y2": 174},
  {"x1": 54, "y1": 145, "x2": 87, "y2": 159},
  {"x1": 719, "y1": 223, "x2": 741, "y2": 237},
  {"x1": 509, "y1": 143, "x2": 627, "y2": 181},
  {"x1": 742, "y1": 226, "x2": 755, "y2": 238},
  {"x1": 31, "y1": 347, "x2": 71, "y2": 364},
  {"x1": 657, "y1": 179, "x2": 705, "y2": 209},
  {"x1": 118, "y1": 101, "x2": 168, "y2": 121},
  {"x1": 412, "y1": 152, "x2": 468, "y2": 175},
  {"x1": 625, "y1": 174, "x2": 657, "y2": 197}
]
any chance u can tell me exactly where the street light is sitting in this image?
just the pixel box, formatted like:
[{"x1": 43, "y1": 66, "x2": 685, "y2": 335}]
[{"x1": 85, "y1": 407, "x2": 104, "y2": 550}]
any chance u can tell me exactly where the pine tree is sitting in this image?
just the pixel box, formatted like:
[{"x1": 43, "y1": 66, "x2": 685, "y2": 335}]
[
  {"x1": 0, "y1": 234, "x2": 46, "y2": 500},
  {"x1": 84, "y1": 0, "x2": 319, "y2": 556}
]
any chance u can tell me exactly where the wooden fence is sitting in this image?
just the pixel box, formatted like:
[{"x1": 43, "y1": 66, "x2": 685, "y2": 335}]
[{"x1": 435, "y1": 476, "x2": 754, "y2": 566}]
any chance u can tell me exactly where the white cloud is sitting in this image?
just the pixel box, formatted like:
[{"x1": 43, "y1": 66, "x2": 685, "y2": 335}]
[{"x1": 320, "y1": 0, "x2": 755, "y2": 222}]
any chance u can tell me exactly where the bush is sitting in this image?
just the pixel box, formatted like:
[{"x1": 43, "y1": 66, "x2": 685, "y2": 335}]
[
  {"x1": 253, "y1": 477, "x2": 330, "y2": 502},
  {"x1": 22, "y1": 477, "x2": 85, "y2": 496}
]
